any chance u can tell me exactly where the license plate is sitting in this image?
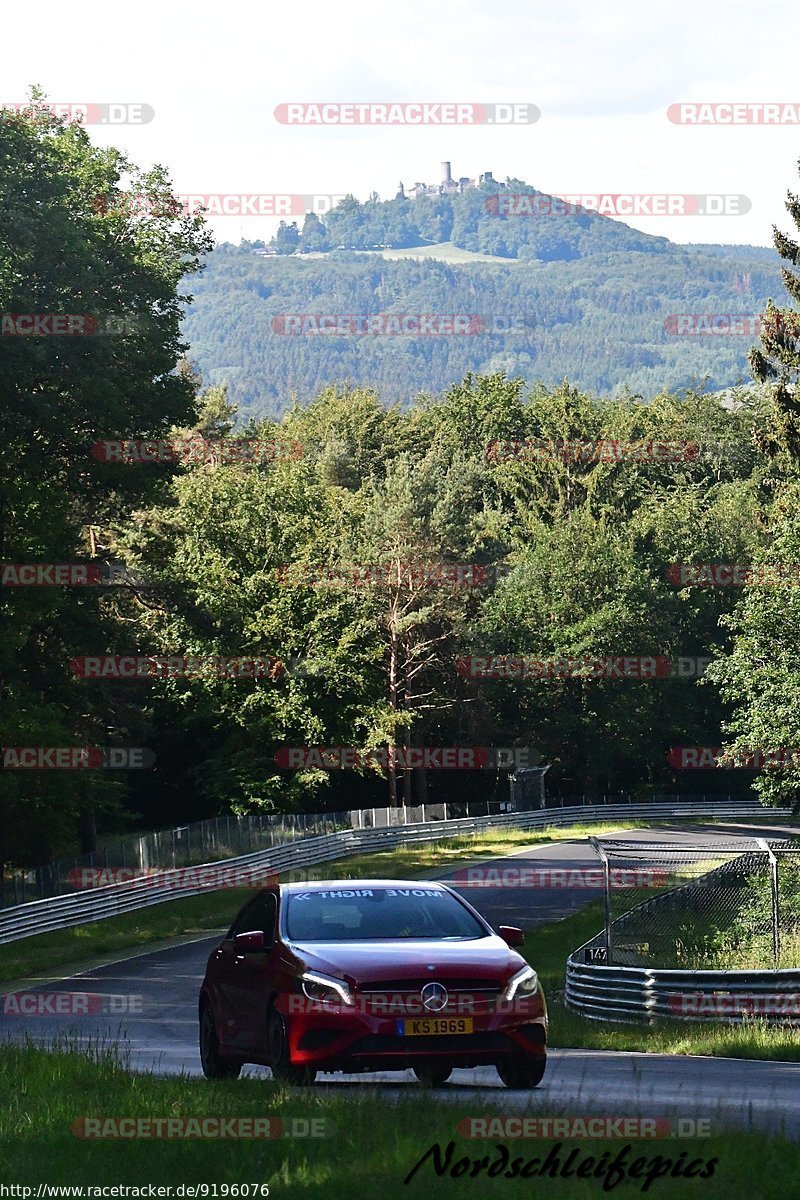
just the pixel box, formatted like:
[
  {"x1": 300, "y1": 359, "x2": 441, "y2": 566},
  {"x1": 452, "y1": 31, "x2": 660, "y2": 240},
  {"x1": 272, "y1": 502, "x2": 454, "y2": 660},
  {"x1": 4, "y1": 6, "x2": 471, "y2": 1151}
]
[{"x1": 396, "y1": 1017, "x2": 473, "y2": 1036}]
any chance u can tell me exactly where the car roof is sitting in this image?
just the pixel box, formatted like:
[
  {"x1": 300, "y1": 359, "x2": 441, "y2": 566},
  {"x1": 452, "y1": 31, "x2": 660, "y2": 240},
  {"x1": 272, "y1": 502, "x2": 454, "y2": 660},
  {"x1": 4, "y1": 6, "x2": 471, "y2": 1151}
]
[{"x1": 279, "y1": 879, "x2": 451, "y2": 893}]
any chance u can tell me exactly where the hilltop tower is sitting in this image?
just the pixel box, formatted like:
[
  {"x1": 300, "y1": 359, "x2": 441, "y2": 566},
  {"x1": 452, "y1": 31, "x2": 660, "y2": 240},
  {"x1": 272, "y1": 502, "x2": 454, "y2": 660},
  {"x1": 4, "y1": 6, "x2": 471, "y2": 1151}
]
[{"x1": 441, "y1": 161, "x2": 452, "y2": 184}]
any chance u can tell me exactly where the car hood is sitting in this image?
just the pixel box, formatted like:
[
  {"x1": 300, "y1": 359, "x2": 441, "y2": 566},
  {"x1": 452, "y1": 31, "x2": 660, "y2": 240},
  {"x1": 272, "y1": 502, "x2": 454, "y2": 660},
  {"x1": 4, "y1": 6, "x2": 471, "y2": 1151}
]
[{"x1": 285, "y1": 936, "x2": 526, "y2": 985}]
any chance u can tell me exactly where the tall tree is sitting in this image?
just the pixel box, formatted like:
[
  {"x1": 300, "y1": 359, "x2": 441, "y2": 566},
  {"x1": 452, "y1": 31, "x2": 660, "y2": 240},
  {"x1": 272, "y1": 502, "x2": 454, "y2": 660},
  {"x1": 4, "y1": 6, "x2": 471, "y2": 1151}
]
[
  {"x1": 749, "y1": 157, "x2": 800, "y2": 460},
  {"x1": 0, "y1": 94, "x2": 211, "y2": 874}
]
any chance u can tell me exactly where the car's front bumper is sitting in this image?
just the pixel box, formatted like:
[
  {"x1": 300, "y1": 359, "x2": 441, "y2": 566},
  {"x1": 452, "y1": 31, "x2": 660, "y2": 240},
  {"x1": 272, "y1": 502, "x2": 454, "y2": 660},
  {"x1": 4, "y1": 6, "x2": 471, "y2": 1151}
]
[{"x1": 275, "y1": 990, "x2": 547, "y2": 1070}]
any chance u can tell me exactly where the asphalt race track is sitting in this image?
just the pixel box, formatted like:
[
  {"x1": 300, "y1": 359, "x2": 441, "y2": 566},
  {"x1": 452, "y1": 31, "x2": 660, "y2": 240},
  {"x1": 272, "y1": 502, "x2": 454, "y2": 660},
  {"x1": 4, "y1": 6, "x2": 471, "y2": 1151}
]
[{"x1": 3, "y1": 820, "x2": 800, "y2": 1138}]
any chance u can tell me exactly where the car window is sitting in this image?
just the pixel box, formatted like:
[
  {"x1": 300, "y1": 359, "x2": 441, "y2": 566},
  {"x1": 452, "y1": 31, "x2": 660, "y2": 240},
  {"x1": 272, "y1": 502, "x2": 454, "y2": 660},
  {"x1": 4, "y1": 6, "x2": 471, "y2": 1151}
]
[
  {"x1": 284, "y1": 887, "x2": 485, "y2": 942},
  {"x1": 228, "y1": 892, "x2": 277, "y2": 942}
]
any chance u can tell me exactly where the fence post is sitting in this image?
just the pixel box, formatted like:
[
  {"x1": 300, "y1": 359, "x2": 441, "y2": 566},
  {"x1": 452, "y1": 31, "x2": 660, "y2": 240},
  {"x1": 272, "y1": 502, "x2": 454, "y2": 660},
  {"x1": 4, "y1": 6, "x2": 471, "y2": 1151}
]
[
  {"x1": 757, "y1": 838, "x2": 780, "y2": 966},
  {"x1": 590, "y1": 836, "x2": 612, "y2": 965}
]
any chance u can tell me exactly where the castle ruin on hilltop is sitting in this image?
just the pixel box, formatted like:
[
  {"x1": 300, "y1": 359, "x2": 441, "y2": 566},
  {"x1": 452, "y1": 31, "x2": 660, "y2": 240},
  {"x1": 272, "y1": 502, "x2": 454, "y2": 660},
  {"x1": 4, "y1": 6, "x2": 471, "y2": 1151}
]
[{"x1": 397, "y1": 162, "x2": 494, "y2": 201}]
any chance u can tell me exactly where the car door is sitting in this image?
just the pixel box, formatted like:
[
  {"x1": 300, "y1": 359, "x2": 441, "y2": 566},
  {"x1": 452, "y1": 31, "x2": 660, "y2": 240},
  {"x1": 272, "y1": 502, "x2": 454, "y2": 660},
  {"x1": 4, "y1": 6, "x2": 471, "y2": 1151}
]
[
  {"x1": 228, "y1": 890, "x2": 280, "y2": 1053},
  {"x1": 211, "y1": 895, "x2": 274, "y2": 1051}
]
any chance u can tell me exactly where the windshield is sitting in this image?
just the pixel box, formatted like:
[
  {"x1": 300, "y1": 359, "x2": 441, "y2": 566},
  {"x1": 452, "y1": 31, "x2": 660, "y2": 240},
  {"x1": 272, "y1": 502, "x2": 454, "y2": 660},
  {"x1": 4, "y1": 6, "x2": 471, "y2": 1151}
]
[{"x1": 284, "y1": 886, "x2": 486, "y2": 942}]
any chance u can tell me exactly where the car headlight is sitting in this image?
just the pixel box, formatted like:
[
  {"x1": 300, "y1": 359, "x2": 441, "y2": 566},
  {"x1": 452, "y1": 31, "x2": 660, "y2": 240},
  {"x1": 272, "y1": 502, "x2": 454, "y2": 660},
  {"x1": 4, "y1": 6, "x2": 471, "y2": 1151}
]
[
  {"x1": 502, "y1": 965, "x2": 539, "y2": 1003},
  {"x1": 301, "y1": 970, "x2": 354, "y2": 1006}
]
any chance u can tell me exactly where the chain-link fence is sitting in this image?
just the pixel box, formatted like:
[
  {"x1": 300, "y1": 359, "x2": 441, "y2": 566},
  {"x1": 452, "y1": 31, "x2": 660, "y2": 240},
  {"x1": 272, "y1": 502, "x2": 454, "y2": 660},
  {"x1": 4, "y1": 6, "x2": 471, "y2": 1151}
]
[{"x1": 590, "y1": 835, "x2": 800, "y2": 969}]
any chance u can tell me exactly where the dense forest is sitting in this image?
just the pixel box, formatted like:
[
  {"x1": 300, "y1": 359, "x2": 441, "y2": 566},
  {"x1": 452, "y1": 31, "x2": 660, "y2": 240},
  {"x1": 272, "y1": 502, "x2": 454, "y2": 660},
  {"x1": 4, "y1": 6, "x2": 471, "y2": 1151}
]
[
  {"x1": 183, "y1": 233, "x2": 780, "y2": 416},
  {"x1": 3, "y1": 105, "x2": 800, "y2": 871}
]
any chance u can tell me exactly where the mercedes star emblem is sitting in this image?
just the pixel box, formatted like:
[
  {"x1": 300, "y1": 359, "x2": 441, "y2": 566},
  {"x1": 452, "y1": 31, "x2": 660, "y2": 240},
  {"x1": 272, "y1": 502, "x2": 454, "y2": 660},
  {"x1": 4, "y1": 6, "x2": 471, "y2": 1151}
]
[{"x1": 421, "y1": 982, "x2": 448, "y2": 1012}]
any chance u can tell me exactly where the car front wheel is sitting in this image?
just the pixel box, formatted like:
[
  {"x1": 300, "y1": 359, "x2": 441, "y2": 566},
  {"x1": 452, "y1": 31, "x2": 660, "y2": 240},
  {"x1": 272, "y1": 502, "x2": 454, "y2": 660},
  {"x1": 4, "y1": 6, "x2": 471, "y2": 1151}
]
[
  {"x1": 199, "y1": 1002, "x2": 242, "y2": 1080},
  {"x1": 267, "y1": 1008, "x2": 317, "y2": 1086},
  {"x1": 496, "y1": 1056, "x2": 546, "y2": 1089}
]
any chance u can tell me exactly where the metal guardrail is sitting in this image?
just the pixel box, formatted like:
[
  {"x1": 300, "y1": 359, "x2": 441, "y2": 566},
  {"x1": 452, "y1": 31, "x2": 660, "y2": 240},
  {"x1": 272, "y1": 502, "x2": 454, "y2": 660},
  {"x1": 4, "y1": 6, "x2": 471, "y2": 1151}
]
[
  {"x1": 0, "y1": 799, "x2": 780, "y2": 946},
  {"x1": 565, "y1": 960, "x2": 800, "y2": 1024},
  {"x1": 566, "y1": 808, "x2": 800, "y2": 1025}
]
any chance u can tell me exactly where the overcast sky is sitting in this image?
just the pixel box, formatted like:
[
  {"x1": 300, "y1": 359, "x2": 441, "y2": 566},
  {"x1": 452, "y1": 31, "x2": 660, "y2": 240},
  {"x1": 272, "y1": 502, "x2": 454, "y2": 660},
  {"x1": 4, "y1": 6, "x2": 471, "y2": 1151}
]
[{"x1": 3, "y1": 0, "x2": 799, "y2": 247}]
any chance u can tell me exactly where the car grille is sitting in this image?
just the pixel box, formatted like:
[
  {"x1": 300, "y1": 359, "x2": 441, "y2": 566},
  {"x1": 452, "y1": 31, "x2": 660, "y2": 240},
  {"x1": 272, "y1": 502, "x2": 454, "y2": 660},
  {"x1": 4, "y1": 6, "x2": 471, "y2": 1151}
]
[
  {"x1": 357, "y1": 978, "x2": 503, "y2": 1016},
  {"x1": 359, "y1": 978, "x2": 502, "y2": 992}
]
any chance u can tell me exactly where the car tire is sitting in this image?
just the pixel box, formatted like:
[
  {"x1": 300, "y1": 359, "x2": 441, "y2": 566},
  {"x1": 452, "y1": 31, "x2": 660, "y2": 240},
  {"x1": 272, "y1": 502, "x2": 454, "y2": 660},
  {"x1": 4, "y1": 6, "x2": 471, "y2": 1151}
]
[
  {"x1": 199, "y1": 1002, "x2": 242, "y2": 1080},
  {"x1": 267, "y1": 1007, "x2": 317, "y2": 1086},
  {"x1": 496, "y1": 1056, "x2": 546, "y2": 1089},
  {"x1": 413, "y1": 1064, "x2": 452, "y2": 1087}
]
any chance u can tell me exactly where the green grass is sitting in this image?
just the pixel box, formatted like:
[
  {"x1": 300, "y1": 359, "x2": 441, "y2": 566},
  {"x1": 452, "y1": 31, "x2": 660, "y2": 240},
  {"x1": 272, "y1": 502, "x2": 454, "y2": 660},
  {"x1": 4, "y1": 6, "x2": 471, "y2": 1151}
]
[
  {"x1": 1, "y1": 1042, "x2": 799, "y2": 1195},
  {"x1": 375, "y1": 241, "x2": 517, "y2": 265},
  {"x1": 0, "y1": 821, "x2": 642, "y2": 985},
  {"x1": 301, "y1": 241, "x2": 521, "y2": 265}
]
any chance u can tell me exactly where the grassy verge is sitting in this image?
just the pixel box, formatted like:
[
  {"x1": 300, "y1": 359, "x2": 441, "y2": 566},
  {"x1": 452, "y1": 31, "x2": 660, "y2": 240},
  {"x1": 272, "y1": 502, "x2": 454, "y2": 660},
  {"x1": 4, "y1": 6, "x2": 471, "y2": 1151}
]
[
  {"x1": 0, "y1": 821, "x2": 642, "y2": 984},
  {"x1": 520, "y1": 902, "x2": 800, "y2": 1061},
  {"x1": 1, "y1": 1042, "x2": 799, "y2": 1195}
]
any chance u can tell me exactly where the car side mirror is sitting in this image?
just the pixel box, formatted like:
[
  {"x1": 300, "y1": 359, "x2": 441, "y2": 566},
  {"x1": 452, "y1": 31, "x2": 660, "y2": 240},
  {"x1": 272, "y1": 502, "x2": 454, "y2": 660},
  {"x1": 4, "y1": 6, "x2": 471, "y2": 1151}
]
[
  {"x1": 234, "y1": 930, "x2": 266, "y2": 953},
  {"x1": 498, "y1": 925, "x2": 525, "y2": 948}
]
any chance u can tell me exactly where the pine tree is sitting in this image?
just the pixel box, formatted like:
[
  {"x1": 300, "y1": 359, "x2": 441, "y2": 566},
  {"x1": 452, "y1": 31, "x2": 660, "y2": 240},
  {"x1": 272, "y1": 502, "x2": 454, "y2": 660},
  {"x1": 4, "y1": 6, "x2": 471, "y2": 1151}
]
[{"x1": 749, "y1": 158, "x2": 800, "y2": 457}]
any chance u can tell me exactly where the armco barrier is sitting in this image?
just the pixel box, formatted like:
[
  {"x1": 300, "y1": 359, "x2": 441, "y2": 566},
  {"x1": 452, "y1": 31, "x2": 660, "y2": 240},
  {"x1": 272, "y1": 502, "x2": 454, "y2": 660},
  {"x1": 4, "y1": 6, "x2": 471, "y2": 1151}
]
[
  {"x1": 566, "y1": 808, "x2": 800, "y2": 1025},
  {"x1": 0, "y1": 800, "x2": 780, "y2": 945},
  {"x1": 565, "y1": 959, "x2": 800, "y2": 1024}
]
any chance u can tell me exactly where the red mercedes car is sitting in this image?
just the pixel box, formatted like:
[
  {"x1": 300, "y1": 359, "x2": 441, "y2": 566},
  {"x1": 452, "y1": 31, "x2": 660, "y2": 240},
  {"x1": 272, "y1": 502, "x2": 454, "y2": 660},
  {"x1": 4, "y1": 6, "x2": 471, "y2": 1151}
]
[{"x1": 199, "y1": 879, "x2": 547, "y2": 1088}]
